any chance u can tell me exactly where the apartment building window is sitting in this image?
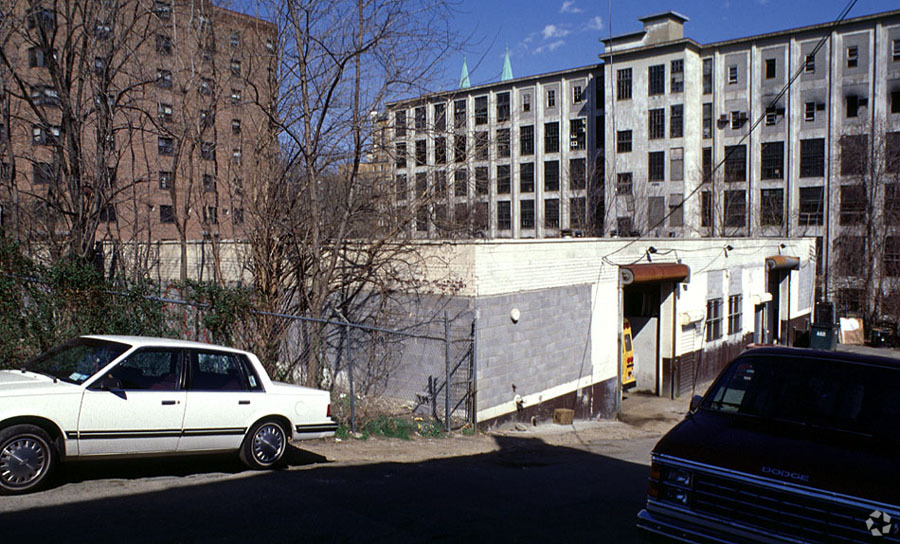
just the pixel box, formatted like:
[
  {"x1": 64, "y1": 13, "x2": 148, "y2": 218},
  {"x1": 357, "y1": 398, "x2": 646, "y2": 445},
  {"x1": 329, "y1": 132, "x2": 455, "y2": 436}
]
[
  {"x1": 156, "y1": 35, "x2": 172, "y2": 55},
  {"x1": 648, "y1": 65, "x2": 665, "y2": 95},
  {"x1": 157, "y1": 69, "x2": 173, "y2": 88},
  {"x1": 416, "y1": 139, "x2": 427, "y2": 165},
  {"x1": 760, "y1": 188, "x2": 784, "y2": 226},
  {"x1": 200, "y1": 141, "x2": 215, "y2": 160},
  {"x1": 670, "y1": 104, "x2": 683, "y2": 138},
  {"x1": 497, "y1": 164, "x2": 511, "y2": 194},
  {"x1": 728, "y1": 65, "x2": 738, "y2": 85},
  {"x1": 648, "y1": 151, "x2": 665, "y2": 182},
  {"x1": 233, "y1": 177, "x2": 244, "y2": 195},
  {"x1": 761, "y1": 141, "x2": 784, "y2": 180},
  {"x1": 232, "y1": 119, "x2": 241, "y2": 134},
  {"x1": 648, "y1": 108, "x2": 665, "y2": 139},
  {"x1": 520, "y1": 199, "x2": 535, "y2": 229},
  {"x1": 544, "y1": 122, "x2": 559, "y2": 153},
  {"x1": 475, "y1": 132, "x2": 488, "y2": 161},
  {"x1": 805, "y1": 101, "x2": 816, "y2": 122},
  {"x1": 202, "y1": 174, "x2": 216, "y2": 192},
  {"x1": 886, "y1": 237, "x2": 900, "y2": 277},
  {"x1": 435, "y1": 137, "x2": 447, "y2": 164},
  {"x1": 886, "y1": 183, "x2": 900, "y2": 225},
  {"x1": 617, "y1": 173, "x2": 633, "y2": 195},
  {"x1": 434, "y1": 103, "x2": 446, "y2": 131},
  {"x1": 30, "y1": 85, "x2": 59, "y2": 106},
  {"x1": 840, "y1": 134, "x2": 868, "y2": 176},
  {"x1": 724, "y1": 145, "x2": 747, "y2": 182},
  {"x1": 889, "y1": 132, "x2": 900, "y2": 173},
  {"x1": 33, "y1": 162, "x2": 57, "y2": 185},
  {"x1": 706, "y1": 298, "x2": 723, "y2": 341},
  {"x1": 572, "y1": 84, "x2": 583, "y2": 104},
  {"x1": 570, "y1": 118, "x2": 586, "y2": 150},
  {"x1": 28, "y1": 47, "x2": 56, "y2": 68},
  {"x1": 229, "y1": 59, "x2": 241, "y2": 76},
  {"x1": 547, "y1": 89, "x2": 556, "y2": 108},
  {"x1": 731, "y1": 111, "x2": 745, "y2": 129},
  {"x1": 491, "y1": 128, "x2": 508, "y2": 158},
  {"x1": 395, "y1": 174, "x2": 407, "y2": 200},
  {"x1": 649, "y1": 197, "x2": 665, "y2": 230},
  {"x1": 394, "y1": 110, "x2": 406, "y2": 137},
  {"x1": 195, "y1": 78, "x2": 212, "y2": 96},
  {"x1": 545, "y1": 198, "x2": 560, "y2": 228},
  {"x1": 414, "y1": 107, "x2": 425, "y2": 130},
  {"x1": 522, "y1": 92, "x2": 531, "y2": 112},
  {"x1": 159, "y1": 171, "x2": 172, "y2": 190},
  {"x1": 544, "y1": 160, "x2": 559, "y2": 191},
  {"x1": 454, "y1": 135, "x2": 465, "y2": 162},
  {"x1": 232, "y1": 208, "x2": 244, "y2": 225},
  {"x1": 93, "y1": 56, "x2": 107, "y2": 75},
  {"x1": 702, "y1": 147, "x2": 712, "y2": 183},
  {"x1": 617, "y1": 130, "x2": 632, "y2": 153},
  {"x1": 520, "y1": 125, "x2": 534, "y2": 155},
  {"x1": 230, "y1": 32, "x2": 241, "y2": 48},
  {"x1": 702, "y1": 58, "x2": 713, "y2": 94},
  {"x1": 847, "y1": 46, "x2": 858, "y2": 68},
  {"x1": 617, "y1": 68, "x2": 632, "y2": 100},
  {"x1": 724, "y1": 190, "x2": 746, "y2": 228},
  {"x1": 702, "y1": 103, "x2": 712, "y2": 139},
  {"x1": 892, "y1": 91, "x2": 900, "y2": 114},
  {"x1": 97, "y1": 204, "x2": 116, "y2": 223},
  {"x1": 497, "y1": 201, "x2": 511, "y2": 230},
  {"x1": 840, "y1": 184, "x2": 866, "y2": 225},
  {"x1": 805, "y1": 54, "x2": 815, "y2": 73},
  {"x1": 799, "y1": 186, "x2": 824, "y2": 226},
  {"x1": 395, "y1": 142, "x2": 407, "y2": 168},
  {"x1": 727, "y1": 295, "x2": 742, "y2": 335},
  {"x1": 454, "y1": 169, "x2": 467, "y2": 197},
  {"x1": 474, "y1": 96, "x2": 488, "y2": 125},
  {"x1": 454, "y1": 99, "x2": 466, "y2": 129},
  {"x1": 158, "y1": 102, "x2": 173, "y2": 122},
  {"x1": 894, "y1": 39, "x2": 900, "y2": 62},
  {"x1": 669, "y1": 194, "x2": 683, "y2": 227},
  {"x1": 471, "y1": 167, "x2": 487, "y2": 195},
  {"x1": 520, "y1": 162, "x2": 535, "y2": 192},
  {"x1": 764, "y1": 58, "x2": 776, "y2": 80},
  {"x1": 159, "y1": 205, "x2": 175, "y2": 224},
  {"x1": 670, "y1": 147, "x2": 683, "y2": 181},
  {"x1": 846, "y1": 95, "x2": 867, "y2": 118},
  {"x1": 596, "y1": 116, "x2": 605, "y2": 149},
  {"x1": 800, "y1": 138, "x2": 825, "y2": 177},
  {"x1": 434, "y1": 171, "x2": 447, "y2": 198},
  {"x1": 154, "y1": 1, "x2": 172, "y2": 20},
  {"x1": 569, "y1": 158, "x2": 586, "y2": 190},
  {"x1": 32, "y1": 125, "x2": 60, "y2": 145},
  {"x1": 204, "y1": 206, "x2": 218, "y2": 225},
  {"x1": 495, "y1": 92, "x2": 510, "y2": 122},
  {"x1": 701, "y1": 191, "x2": 712, "y2": 227},
  {"x1": 26, "y1": 7, "x2": 56, "y2": 31},
  {"x1": 670, "y1": 59, "x2": 684, "y2": 93},
  {"x1": 570, "y1": 197, "x2": 586, "y2": 230}
]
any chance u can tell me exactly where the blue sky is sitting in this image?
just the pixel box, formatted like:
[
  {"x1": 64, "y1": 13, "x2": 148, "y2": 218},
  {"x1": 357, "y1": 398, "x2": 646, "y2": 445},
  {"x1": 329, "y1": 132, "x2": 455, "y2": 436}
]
[{"x1": 446, "y1": 0, "x2": 898, "y2": 90}]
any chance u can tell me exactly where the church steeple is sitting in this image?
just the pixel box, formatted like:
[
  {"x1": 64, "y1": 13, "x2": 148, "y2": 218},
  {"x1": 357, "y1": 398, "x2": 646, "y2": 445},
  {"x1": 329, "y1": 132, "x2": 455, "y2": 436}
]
[
  {"x1": 501, "y1": 46, "x2": 514, "y2": 81},
  {"x1": 459, "y1": 56, "x2": 471, "y2": 89}
]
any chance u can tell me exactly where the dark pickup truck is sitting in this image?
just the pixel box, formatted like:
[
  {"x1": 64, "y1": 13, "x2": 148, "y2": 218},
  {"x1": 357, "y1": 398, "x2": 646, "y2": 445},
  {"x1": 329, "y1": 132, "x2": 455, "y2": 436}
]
[{"x1": 637, "y1": 347, "x2": 899, "y2": 543}]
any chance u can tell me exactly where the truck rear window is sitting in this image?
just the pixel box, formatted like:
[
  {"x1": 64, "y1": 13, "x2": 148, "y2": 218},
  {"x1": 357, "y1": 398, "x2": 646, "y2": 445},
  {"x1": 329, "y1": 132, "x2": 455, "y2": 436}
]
[{"x1": 703, "y1": 355, "x2": 900, "y2": 441}]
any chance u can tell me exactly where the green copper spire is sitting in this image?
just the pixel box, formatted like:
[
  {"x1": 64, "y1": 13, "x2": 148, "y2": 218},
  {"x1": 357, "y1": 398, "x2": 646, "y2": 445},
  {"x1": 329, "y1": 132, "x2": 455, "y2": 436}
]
[
  {"x1": 459, "y1": 56, "x2": 471, "y2": 89},
  {"x1": 501, "y1": 46, "x2": 514, "y2": 81}
]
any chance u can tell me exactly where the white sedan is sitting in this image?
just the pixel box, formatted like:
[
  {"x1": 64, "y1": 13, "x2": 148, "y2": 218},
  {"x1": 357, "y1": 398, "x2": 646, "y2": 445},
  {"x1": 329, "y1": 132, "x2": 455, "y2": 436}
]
[{"x1": 0, "y1": 335, "x2": 336, "y2": 494}]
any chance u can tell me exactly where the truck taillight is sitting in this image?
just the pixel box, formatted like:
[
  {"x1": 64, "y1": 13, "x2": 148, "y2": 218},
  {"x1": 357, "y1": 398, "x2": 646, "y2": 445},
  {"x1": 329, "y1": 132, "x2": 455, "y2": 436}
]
[{"x1": 327, "y1": 403, "x2": 332, "y2": 417}]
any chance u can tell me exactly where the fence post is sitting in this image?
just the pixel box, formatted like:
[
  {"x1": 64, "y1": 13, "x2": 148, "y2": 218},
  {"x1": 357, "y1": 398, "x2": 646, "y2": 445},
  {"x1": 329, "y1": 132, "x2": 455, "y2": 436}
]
[
  {"x1": 444, "y1": 311, "x2": 450, "y2": 432},
  {"x1": 345, "y1": 322, "x2": 356, "y2": 433},
  {"x1": 471, "y1": 313, "x2": 477, "y2": 429}
]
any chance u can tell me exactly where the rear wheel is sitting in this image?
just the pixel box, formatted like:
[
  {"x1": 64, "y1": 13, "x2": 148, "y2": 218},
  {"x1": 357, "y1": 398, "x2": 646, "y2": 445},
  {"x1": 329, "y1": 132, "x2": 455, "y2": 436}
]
[
  {"x1": 0, "y1": 424, "x2": 56, "y2": 495},
  {"x1": 239, "y1": 419, "x2": 287, "y2": 469}
]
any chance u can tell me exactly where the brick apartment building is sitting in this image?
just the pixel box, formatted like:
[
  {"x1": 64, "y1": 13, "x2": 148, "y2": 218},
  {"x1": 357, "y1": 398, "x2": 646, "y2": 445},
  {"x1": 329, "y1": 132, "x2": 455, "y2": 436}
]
[
  {"x1": 0, "y1": 0, "x2": 276, "y2": 249},
  {"x1": 386, "y1": 9, "x2": 900, "y2": 315}
]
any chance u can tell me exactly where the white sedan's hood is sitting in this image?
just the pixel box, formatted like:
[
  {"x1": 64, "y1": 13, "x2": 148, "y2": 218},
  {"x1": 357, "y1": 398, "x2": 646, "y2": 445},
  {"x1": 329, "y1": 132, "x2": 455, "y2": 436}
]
[{"x1": 0, "y1": 370, "x2": 78, "y2": 396}]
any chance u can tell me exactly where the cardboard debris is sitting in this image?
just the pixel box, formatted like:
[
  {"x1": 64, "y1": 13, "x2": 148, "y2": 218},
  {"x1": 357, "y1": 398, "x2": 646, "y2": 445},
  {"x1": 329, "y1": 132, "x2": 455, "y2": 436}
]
[{"x1": 839, "y1": 317, "x2": 864, "y2": 345}]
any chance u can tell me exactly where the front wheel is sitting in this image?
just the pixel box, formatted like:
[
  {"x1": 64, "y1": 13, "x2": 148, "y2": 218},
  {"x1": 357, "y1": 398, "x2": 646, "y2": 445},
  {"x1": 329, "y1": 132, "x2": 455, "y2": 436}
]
[
  {"x1": 0, "y1": 424, "x2": 56, "y2": 495},
  {"x1": 239, "y1": 420, "x2": 287, "y2": 469}
]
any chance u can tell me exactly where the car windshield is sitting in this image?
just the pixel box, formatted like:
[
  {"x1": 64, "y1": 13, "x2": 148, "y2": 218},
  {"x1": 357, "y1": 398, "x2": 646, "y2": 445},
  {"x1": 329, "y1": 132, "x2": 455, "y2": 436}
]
[
  {"x1": 24, "y1": 338, "x2": 131, "y2": 385},
  {"x1": 703, "y1": 355, "x2": 900, "y2": 442}
]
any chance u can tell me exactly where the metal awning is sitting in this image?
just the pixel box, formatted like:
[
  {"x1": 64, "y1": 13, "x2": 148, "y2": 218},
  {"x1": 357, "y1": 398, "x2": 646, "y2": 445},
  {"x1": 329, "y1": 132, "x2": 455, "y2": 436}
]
[
  {"x1": 765, "y1": 255, "x2": 800, "y2": 271},
  {"x1": 620, "y1": 263, "x2": 690, "y2": 285}
]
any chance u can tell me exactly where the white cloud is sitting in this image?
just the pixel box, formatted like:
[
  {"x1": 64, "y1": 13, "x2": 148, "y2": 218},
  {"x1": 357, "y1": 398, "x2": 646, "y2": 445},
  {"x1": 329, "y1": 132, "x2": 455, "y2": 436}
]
[
  {"x1": 586, "y1": 15, "x2": 603, "y2": 31},
  {"x1": 560, "y1": 1, "x2": 582, "y2": 14},
  {"x1": 542, "y1": 24, "x2": 570, "y2": 40},
  {"x1": 534, "y1": 40, "x2": 565, "y2": 54}
]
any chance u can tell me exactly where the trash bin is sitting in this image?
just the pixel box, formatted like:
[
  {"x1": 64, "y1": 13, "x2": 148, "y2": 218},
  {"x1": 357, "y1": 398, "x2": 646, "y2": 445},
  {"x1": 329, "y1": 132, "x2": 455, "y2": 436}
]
[
  {"x1": 869, "y1": 328, "x2": 891, "y2": 348},
  {"x1": 809, "y1": 324, "x2": 837, "y2": 351}
]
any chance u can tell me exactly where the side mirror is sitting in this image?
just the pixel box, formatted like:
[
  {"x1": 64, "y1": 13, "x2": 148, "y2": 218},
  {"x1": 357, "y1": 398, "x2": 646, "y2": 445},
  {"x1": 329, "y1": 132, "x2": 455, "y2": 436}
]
[{"x1": 689, "y1": 395, "x2": 703, "y2": 413}]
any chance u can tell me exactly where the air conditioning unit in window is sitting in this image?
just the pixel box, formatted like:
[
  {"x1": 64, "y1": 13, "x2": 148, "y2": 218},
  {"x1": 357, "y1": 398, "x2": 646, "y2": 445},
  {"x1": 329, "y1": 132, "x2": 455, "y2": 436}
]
[
  {"x1": 718, "y1": 114, "x2": 728, "y2": 122},
  {"x1": 570, "y1": 140, "x2": 580, "y2": 148}
]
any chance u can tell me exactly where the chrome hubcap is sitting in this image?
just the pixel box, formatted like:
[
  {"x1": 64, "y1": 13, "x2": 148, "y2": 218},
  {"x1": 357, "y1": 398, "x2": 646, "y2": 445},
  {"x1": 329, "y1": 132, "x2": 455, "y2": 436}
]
[
  {"x1": 252, "y1": 424, "x2": 285, "y2": 465},
  {"x1": 1, "y1": 435, "x2": 48, "y2": 488}
]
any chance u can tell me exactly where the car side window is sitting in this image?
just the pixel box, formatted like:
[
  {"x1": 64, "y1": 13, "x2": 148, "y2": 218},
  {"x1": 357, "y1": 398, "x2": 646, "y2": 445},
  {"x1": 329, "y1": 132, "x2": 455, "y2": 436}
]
[
  {"x1": 189, "y1": 351, "x2": 249, "y2": 391},
  {"x1": 237, "y1": 355, "x2": 264, "y2": 391},
  {"x1": 99, "y1": 349, "x2": 182, "y2": 391}
]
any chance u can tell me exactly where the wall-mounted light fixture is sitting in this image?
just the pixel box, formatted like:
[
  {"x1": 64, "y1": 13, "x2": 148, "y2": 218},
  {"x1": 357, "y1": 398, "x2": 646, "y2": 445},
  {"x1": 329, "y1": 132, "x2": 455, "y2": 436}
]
[{"x1": 724, "y1": 244, "x2": 734, "y2": 257}]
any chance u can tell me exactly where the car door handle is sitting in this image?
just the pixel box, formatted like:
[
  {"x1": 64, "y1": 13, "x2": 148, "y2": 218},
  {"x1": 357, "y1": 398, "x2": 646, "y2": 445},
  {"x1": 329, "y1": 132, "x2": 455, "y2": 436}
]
[
  {"x1": 161, "y1": 400, "x2": 177, "y2": 405},
  {"x1": 239, "y1": 400, "x2": 250, "y2": 405}
]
